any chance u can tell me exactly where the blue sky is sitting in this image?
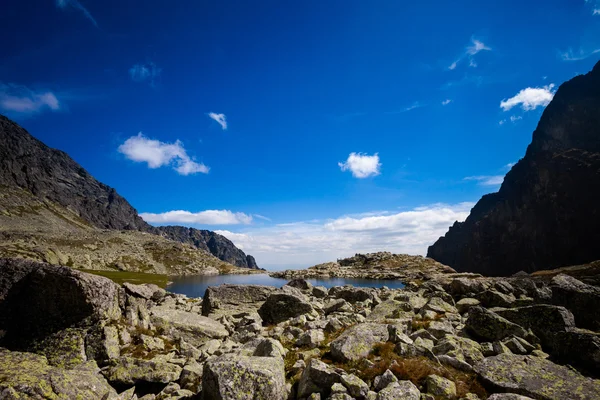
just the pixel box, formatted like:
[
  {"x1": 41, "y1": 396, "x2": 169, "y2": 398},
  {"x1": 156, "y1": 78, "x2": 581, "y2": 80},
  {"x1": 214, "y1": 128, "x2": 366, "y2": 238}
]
[{"x1": 2, "y1": 0, "x2": 600, "y2": 269}]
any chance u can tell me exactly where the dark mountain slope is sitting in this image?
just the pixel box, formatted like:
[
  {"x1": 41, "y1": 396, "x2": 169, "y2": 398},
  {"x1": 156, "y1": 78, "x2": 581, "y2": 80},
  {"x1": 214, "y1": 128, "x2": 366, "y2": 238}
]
[
  {"x1": 0, "y1": 115, "x2": 259, "y2": 269},
  {"x1": 427, "y1": 61, "x2": 600, "y2": 276}
]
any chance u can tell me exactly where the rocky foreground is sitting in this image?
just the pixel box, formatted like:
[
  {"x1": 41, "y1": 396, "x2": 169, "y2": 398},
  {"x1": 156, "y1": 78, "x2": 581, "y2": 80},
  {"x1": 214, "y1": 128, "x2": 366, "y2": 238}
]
[{"x1": 1, "y1": 257, "x2": 599, "y2": 399}]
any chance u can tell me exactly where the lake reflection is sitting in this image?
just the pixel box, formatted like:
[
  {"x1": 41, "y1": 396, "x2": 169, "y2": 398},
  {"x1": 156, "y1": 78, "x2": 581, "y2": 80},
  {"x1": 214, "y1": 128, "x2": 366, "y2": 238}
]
[{"x1": 167, "y1": 273, "x2": 405, "y2": 298}]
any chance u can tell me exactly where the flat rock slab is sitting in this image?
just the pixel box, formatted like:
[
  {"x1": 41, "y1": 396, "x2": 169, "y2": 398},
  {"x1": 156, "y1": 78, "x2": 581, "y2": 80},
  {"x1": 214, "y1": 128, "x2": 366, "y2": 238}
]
[
  {"x1": 151, "y1": 305, "x2": 228, "y2": 347},
  {"x1": 474, "y1": 354, "x2": 600, "y2": 400},
  {"x1": 202, "y1": 355, "x2": 286, "y2": 400},
  {"x1": 202, "y1": 284, "x2": 276, "y2": 318},
  {"x1": 0, "y1": 348, "x2": 118, "y2": 399}
]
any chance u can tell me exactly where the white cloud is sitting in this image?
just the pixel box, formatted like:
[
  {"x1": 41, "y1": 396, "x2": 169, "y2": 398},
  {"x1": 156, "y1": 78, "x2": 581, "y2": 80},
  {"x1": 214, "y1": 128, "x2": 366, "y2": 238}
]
[
  {"x1": 338, "y1": 152, "x2": 381, "y2": 178},
  {"x1": 215, "y1": 202, "x2": 474, "y2": 269},
  {"x1": 129, "y1": 63, "x2": 162, "y2": 87},
  {"x1": 510, "y1": 115, "x2": 522, "y2": 122},
  {"x1": 208, "y1": 112, "x2": 227, "y2": 130},
  {"x1": 56, "y1": 0, "x2": 97, "y2": 27},
  {"x1": 499, "y1": 119, "x2": 506, "y2": 125},
  {"x1": 500, "y1": 84, "x2": 555, "y2": 111},
  {"x1": 464, "y1": 175, "x2": 504, "y2": 186},
  {"x1": 253, "y1": 214, "x2": 272, "y2": 222},
  {"x1": 595, "y1": 9, "x2": 600, "y2": 15},
  {"x1": 141, "y1": 210, "x2": 252, "y2": 225},
  {"x1": 0, "y1": 84, "x2": 61, "y2": 116},
  {"x1": 118, "y1": 133, "x2": 209, "y2": 175},
  {"x1": 442, "y1": 99, "x2": 452, "y2": 106},
  {"x1": 559, "y1": 48, "x2": 600, "y2": 61},
  {"x1": 504, "y1": 162, "x2": 516, "y2": 169},
  {"x1": 448, "y1": 38, "x2": 491, "y2": 70}
]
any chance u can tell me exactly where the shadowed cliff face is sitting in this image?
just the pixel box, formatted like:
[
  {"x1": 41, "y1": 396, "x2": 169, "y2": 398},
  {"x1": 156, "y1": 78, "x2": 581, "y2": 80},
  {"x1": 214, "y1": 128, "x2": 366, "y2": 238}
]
[
  {"x1": 0, "y1": 115, "x2": 259, "y2": 269},
  {"x1": 428, "y1": 61, "x2": 600, "y2": 276}
]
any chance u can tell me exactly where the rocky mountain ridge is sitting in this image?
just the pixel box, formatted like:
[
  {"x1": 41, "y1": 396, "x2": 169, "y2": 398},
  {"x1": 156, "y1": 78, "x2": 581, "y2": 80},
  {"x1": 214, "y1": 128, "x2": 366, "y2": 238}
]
[
  {"x1": 0, "y1": 115, "x2": 259, "y2": 270},
  {"x1": 1, "y1": 257, "x2": 599, "y2": 399},
  {"x1": 427, "y1": 61, "x2": 600, "y2": 276}
]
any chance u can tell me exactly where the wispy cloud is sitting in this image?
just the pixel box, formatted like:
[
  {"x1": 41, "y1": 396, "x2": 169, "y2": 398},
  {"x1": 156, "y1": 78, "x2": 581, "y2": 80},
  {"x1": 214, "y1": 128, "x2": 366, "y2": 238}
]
[
  {"x1": 559, "y1": 47, "x2": 600, "y2": 61},
  {"x1": 253, "y1": 214, "x2": 272, "y2": 222},
  {"x1": 141, "y1": 209, "x2": 252, "y2": 225},
  {"x1": 338, "y1": 152, "x2": 381, "y2": 178},
  {"x1": 442, "y1": 99, "x2": 452, "y2": 106},
  {"x1": 208, "y1": 112, "x2": 227, "y2": 130},
  {"x1": 55, "y1": 0, "x2": 98, "y2": 27},
  {"x1": 448, "y1": 38, "x2": 491, "y2": 70},
  {"x1": 504, "y1": 162, "x2": 516, "y2": 170},
  {"x1": 0, "y1": 84, "x2": 61, "y2": 117},
  {"x1": 118, "y1": 133, "x2": 209, "y2": 176},
  {"x1": 216, "y1": 202, "x2": 474, "y2": 269},
  {"x1": 129, "y1": 63, "x2": 162, "y2": 87},
  {"x1": 500, "y1": 84, "x2": 555, "y2": 111},
  {"x1": 464, "y1": 175, "x2": 504, "y2": 186}
]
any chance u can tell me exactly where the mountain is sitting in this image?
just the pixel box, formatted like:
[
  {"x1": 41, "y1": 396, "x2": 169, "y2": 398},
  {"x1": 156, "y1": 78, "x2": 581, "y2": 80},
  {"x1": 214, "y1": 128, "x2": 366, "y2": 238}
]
[
  {"x1": 428, "y1": 61, "x2": 600, "y2": 276},
  {"x1": 0, "y1": 115, "x2": 259, "y2": 270}
]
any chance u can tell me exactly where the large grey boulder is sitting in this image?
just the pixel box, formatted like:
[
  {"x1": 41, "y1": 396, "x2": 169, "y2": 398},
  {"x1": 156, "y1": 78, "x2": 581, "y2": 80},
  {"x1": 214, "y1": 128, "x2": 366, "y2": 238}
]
[
  {"x1": 0, "y1": 348, "x2": 118, "y2": 399},
  {"x1": 330, "y1": 323, "x2": 389, "y2": 362},
  {"x1": 0, "y1": 259, "x2": 122, "y2": 346},
  {"x1": 550, "y1": 274, "x2": 600, "y2": 331},
  {"x1": 103, "y1": 356, "x2": 182, "y2": 385},
  {"x1": 202, "y1": 284, "x2": 276, "y2": 318},
  {"x1": 493, "y1": 304, "x2": 575, "y2": 339},
  {"x1": 150, "y1": 305, "x2": 228, "y2": 347},
  {"x1": 474, "y1": 354, "x2": 600, "y2": 400},
  {"x1": 466, "y1": 306, "x2": 532, "y2": 342},
  {"x1": 258, "y1": 289, "x2": 314, "y2": 324},
  {"x1": 202, "y1": 354, "x2": 286, "y2": 400},
  {"x1": 297, "y1": 358, "x2": 342, "y2": 399}
]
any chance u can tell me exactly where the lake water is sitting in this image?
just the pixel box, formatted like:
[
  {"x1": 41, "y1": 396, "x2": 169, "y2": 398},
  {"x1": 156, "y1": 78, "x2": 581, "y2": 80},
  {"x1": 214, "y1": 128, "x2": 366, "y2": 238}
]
[{"x1": 167, "y1": 273, "x2": 405, "y2": 298}]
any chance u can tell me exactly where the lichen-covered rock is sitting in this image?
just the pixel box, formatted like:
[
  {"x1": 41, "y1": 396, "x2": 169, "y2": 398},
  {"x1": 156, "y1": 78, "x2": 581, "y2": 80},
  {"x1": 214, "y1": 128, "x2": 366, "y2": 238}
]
[
  {"x1": 123, "y1": 282, "x2": 165, "y2": 301},
  {"x1": 456, "y1": 298, "x2": 480, "y2": 314},
  {"x1": 466, "y1": 307, "x2": 531, "y2": 342},
  {"x1": 150, "y1": 305, "x2": 228, "y2": 347},
  {"x1": 426, "y1": 374, "x2": 456, "y2": 399},
  {"x1": 330, "y1": 323, "x2": 389, "y2": 362},
  {"x1": 376, "y1": 380, "x2": 420, "y2": 400},
  {"x1": 257, "y1": 290, "x2": 314, "y2": 324},
  {"x1": 297, "y1": 358, "x2": 342, "y2": 399},
  {"x1": 487, "y1": 394, "x2": 535, "y2": 400},
  {"x1": 179, "y1": 359, "x2": 203, "y2": 393},
  {"x1": 329, "y1": 286, "x2": 374, "y2": 303},
  {"x1": 340, "y1": 373, "x2": 369, "y2": 398},
  {"x1": 474, "y1": 354, "x2": 600, "y2": 400},
  {"x1": 493, "y1": 304, "x2": 575, "y2": 341},
  {"x1": 0, "y1": 348, "x2": 118, "y2": 399},
  {"x1": 103, "y1": 356, "x2": 182, "y2": 385},
  {"x1": 202, "y1": 284, "x2": 276, "y2": 318},
  {"x1": 202, "y1": 354, "x2": 286, "y2": 400},
  {"x1": 373, "y1": 369, "x2": 398, "y2": 391}
]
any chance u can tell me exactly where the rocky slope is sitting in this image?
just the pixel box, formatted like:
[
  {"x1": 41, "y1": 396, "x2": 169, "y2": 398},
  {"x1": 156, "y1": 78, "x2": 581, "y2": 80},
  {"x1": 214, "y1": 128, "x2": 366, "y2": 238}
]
[
  {"x1": 0, "y1": 114, "x2": 259, "y2": 269},
  {"x1": 271, "y1": 252, "x2": 456, "y2": 281},
  {"x1": 155, "y1": 226, "x2": 259, "y2": 270},
  {"x1": 0, "y1": 186, "x2": 252, "y2": 275},
  {"x1": 428, "y1": 61, "x2": 600, "y2": 276},
  {"x1": 1, "y1": 257, "x2": 599, "y2": 399}
]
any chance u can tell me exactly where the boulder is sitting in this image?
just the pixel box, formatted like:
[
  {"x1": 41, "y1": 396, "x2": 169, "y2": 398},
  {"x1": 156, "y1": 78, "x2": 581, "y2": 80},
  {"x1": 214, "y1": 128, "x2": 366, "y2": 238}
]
[
  {"x1": 103, "y1": 356, "x2": 182, "y2": 385},
  {"x1": 285, "y1": 278, "x2": 313, "y2": 291},
  {"x1": 123, "y1": 282, "x2": 165, "y2": 301},
  {"x1": 297, "y1": 358, "x2": 341, "y2": 399},
  {"x1": 202, "y1": 354, "x2": 286, "y2": 400},
  {"x1": 546, "y1": 330, "x2": 600, "y2": 376},
  {"x1": 456, "y1": 298, "x2": 480, "y2": 314},
  {"x1": 179, "y1": 360, "x2": 203, "y2": 393},
  {"x1": 329, "y1": 286, "x2": 374, "y2": 302},
  {"x1": 466, "y1": 307, "x2": 531, "y2": 342},
  {"x1": 330, "y1": 323, "x2": 389, "y2": 362},
  {"x1": 487, "y1": 395, "x2": 535, "y2": 400},
  {"x1": 373, "y1": 369, "x2": 398, "y2": 391},
  {"x1": 258, "y1": 290, "x2": 314, "y2": 324},
  {"x1": 0, "y1": 348, "x2": 118, "y2": 399},
  {"x1": 340, "y1": 373, "x2": 369, "y2": 398},
  {"x1": 150, "y1": 305, "x2": 228, "y2": 347},
  {"x1": 297, "y1": 329, "x2": 325, "y2": 349},
  {"x1": 426, "y1": 374, "x2": 456, "y2": 399},
  {"x1": 493, "y1": 304, "x2": 575, "y2": 339},
  {"x1": 474, "y1": 354, "x2": 600, "y2": 400},
  {"x1": 550, "y1": 274, "x2": 600, "y2": 331},
  {"x1": 376, "y1": 380, "x2": 420, "y2": 400},
  {"x1": 0, "y1": 260, "x2": 122, "y2": 346},
  {"x1": 201, "y1": 284, "x2": 276, "y2": 318}
]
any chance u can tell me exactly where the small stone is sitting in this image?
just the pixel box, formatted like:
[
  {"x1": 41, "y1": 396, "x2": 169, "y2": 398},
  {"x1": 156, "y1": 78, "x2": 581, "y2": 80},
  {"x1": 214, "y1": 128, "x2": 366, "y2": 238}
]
[
  {"x1": 296, "y1": 329, "x2": 325, "y2": 349},
  {"x1": 331, "y1": 382, "x2": 348, "y2": 393},
  {"x1": 341, "y1": 373, "x2": 369, "y2": 398}
]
